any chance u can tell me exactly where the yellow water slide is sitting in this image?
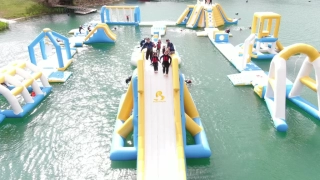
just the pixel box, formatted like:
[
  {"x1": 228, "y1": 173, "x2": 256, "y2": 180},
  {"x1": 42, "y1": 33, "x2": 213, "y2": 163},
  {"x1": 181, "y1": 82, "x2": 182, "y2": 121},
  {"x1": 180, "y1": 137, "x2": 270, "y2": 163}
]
[
  {"x1": 176, "y1": 6, "x2": 192, "y2": 24},
  {"x1": 215, "y1": 3, "x2": 234, "y2": 23},
  {"x1": 212, "y1": 5, "x2": 224, "y2": 27},
  {"x1": 197, "y1": 9, "x2": 205, "y2": 28},
  {"x1": 186, "y1": 5, "x2": 203, "y2": 28}
]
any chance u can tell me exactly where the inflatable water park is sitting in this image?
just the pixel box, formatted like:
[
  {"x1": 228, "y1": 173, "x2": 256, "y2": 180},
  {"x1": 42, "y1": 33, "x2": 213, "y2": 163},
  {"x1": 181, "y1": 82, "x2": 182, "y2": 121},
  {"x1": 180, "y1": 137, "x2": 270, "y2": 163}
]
[{"x1": 2, "y1": 0, "x2": 320, "y2": 179}]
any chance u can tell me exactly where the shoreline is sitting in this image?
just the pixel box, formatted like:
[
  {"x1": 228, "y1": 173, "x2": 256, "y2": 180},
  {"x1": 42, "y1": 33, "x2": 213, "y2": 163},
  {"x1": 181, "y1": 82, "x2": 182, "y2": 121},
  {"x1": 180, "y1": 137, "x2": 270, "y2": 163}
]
[{"x1": 0, "y1": 0, "x2": 123, "y2": 23}]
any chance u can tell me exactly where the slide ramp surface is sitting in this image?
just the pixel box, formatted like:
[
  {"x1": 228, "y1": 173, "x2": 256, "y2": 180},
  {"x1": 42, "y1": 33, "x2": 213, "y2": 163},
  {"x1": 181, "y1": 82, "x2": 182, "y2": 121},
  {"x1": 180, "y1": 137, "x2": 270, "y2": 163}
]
[
  {"x1": 186, "y1": 5, "x2": 203, "y2": 28},
  {"x1": 142, "y1": 63, "x2": 182, "y2": 179},
  {"x1": 216, "y1": 4, "x2": 236, "y2": 24},
  {"x1": 212, "y1": 5, "x2": 224, "y2": 27}
]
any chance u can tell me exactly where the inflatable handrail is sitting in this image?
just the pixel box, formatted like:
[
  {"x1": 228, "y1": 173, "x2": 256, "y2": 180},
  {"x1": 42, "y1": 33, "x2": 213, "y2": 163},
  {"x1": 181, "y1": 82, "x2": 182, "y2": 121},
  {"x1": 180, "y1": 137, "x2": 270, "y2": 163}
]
[
  {"x1": 172, "y1": 56, "x2": 187, "y2": 179},
  {"x1": 136, "y1": 53, "x2": 145, "y2": 180}
]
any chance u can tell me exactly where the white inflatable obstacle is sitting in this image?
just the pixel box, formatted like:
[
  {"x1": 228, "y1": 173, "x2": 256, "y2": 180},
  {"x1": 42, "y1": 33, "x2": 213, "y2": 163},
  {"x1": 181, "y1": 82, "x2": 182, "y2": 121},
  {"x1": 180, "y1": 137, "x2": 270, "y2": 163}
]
[
  {"x1": 0, "y1": 61, "x2": 52, "y2": 121},
  {"x1": 265, "y1": 43, "x2": 320, "y2": 132}
]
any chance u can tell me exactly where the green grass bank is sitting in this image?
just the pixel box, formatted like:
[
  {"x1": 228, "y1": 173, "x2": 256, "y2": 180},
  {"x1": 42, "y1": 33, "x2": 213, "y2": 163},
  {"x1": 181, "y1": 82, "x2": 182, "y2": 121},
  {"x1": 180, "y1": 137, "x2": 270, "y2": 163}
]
[
  {"x1": 0, "y1": 21, "x2": 9, "y2": 31},
  {"x1": 0, "y1": 0, "x2": 64, "y2": 19}
]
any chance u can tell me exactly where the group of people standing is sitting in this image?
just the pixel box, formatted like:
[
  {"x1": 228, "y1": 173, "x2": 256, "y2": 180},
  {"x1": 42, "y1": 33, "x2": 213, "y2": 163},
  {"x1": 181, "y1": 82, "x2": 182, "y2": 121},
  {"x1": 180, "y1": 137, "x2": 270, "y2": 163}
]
[{"x1": 140, "y1": 38, "x2": 175, "y2": 76}]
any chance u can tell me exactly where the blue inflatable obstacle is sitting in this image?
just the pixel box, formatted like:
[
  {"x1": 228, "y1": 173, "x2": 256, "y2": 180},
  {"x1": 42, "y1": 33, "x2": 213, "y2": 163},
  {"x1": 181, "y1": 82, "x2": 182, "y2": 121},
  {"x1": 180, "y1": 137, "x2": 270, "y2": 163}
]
[
  {"x1": 84, "y1": 24, "x2": 116, "y2": 44},
  {"x1": 28, "y1": 28, "x2": 75, "y2": 82},
  {"x1": 100, "y1": 6, "x2": 141, "y2": 25},
  {"x1": 70, "y1": 23, "x2": 116, "y2": 47}
]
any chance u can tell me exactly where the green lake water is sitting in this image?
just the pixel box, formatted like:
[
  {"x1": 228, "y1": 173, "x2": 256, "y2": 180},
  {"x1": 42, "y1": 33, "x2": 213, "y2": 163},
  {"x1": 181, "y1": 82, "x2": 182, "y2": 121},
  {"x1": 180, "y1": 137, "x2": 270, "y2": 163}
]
[{"x1": 1, "y1": 0, "x2": 320, "y2": 179}]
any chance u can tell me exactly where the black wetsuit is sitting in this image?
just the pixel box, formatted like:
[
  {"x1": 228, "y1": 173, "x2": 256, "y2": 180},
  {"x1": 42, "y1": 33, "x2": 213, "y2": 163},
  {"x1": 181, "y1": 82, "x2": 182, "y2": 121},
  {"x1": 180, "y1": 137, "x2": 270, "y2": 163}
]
[
  {"x1": 152, "y1": 56, "x2": 160, "y2": 71},
  {"x1": 141, "y1": 42, "x2": 155, "y2": 61},
  {"x1": 160, "y1": 54, "x2": 172, "y2": 74},
  {"x1": 167, "y1": 42, "x2": 175, "y2": 53},
  {"x1": 79, "y1": 26, "x2": 84, "y2": 33},
  {"x1": 140, "y1": 39, "x2": 146, "y2": 47},
  {"x1": 162, "y1": 46, "x2": 166, "y2": 54}
]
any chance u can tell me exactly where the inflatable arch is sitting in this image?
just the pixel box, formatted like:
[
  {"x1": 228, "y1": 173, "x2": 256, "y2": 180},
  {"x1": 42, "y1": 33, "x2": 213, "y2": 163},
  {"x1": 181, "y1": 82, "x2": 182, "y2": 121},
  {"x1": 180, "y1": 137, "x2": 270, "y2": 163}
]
[
  {"x1": 28, "y1": 28, "x2": 72, "y2": 71},
  {"x1": 265, "y1": 43, "x2": 320, "y2": 131},
  {"x1": 0, "y1": 61, "x2": 52, "y2": 123},
  {"x1": 100, "y1": 6, "x2": 141, "y2": 25}
]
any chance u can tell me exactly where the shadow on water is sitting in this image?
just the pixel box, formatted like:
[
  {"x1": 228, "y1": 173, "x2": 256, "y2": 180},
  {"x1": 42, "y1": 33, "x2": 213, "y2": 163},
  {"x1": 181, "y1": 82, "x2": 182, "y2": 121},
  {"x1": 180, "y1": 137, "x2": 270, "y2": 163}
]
[
  {"x1": 275, "y1": 131, "x2": 287, "y2": 139},
  {"x1": 287, "y1": 100, "x2": 320, "y2": 127},
  {"x1": 90, "y1": 43, "x2": 116, "y2": 50},
  {"x1": 111, "y1": 160, "x2": 137, "y2": 169},
  {"x1": 186, "y1": 158, "x2": 211, "y2": 167}
]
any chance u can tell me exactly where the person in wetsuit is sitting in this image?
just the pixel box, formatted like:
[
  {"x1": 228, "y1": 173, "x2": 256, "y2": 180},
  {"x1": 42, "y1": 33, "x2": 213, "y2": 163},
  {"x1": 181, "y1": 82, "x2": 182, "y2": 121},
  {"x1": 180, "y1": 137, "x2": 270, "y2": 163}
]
[
  {"x1": 185, "y1": 79, "x2": 192, "y2": 84},
  {"x1": 79, "y1": 25, "x2": 84, "y2": 34},
  {"x1": 166, "y1": 39, "x2": 175, "y2": 55},
  {"x1": 125, "y1": 76, "x2": 132, "y2": 84},
  {"x1": 151, "y1": 52, "x2": 161, "y2": 73},
  {"x1": 140, "y1": 38, "x2": 146, "y2": 47},
  {"x1": 160, "y1": 51, "x2": 172, "y2": 76},
  {"x1": 141, "y1": 38, "x2": 155, "y2": 62},
  {"x1": 162, "y1": 45, "x2": 166, "y2": 55},
  {"x1": 156, "y1": 39, "x2": 162, "y2": 57}
]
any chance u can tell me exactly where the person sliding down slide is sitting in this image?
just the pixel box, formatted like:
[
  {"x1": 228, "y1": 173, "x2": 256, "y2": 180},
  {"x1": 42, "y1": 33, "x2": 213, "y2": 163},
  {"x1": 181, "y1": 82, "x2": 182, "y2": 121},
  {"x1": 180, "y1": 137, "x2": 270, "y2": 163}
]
[
  {"x1": 160, "y1": 51, "x2": 172, "y2": 76},
  {"x1": 151, "y1": 52, "x2": 161, "y2": 73}
]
